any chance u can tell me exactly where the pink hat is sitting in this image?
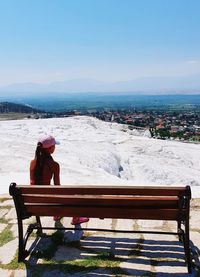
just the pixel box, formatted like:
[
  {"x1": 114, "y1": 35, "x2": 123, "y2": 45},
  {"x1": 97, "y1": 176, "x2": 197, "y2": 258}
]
[{"x1": 38, "y1": 135, "x2": 60, "y2": 149}]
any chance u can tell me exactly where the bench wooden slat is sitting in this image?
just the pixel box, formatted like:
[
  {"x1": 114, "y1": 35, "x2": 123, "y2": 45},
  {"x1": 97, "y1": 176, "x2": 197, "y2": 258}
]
[
  {"x1": 26, "y1": 205, "x2": 185, "y2": 220},
  {"x1": 19, "y1": 185, "x2": 188, "y2": 197},
  {"x1": 23, "y1": 194, "x2": 179, "y2": 208}
]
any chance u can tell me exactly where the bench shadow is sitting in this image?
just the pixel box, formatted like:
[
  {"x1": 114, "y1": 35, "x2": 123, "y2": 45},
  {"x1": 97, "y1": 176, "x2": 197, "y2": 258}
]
[{"x1": 24, "y1": 227, "x2": 198, "y2": 276}]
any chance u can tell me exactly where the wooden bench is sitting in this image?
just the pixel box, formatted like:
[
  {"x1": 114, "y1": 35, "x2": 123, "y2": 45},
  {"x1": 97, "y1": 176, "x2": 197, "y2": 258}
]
[{"x1": 9, "y1": 183, "x2": 192, "y2": 273}]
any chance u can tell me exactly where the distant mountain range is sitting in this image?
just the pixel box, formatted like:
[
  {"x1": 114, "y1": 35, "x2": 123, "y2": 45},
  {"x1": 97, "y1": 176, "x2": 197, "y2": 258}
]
[{"x1": 0, "y1": 74, "x2": 200, "y2": 96}]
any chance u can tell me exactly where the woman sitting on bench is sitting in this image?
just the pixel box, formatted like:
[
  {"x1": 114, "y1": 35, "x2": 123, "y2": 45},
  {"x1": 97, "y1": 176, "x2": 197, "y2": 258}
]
[{"x1": 29, "y1": 134, "x2": 89, "y2": 225}]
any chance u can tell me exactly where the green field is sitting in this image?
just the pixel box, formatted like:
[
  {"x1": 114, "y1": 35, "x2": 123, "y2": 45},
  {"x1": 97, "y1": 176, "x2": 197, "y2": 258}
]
[{"x1": 0, "y1": 113, "x2": 31, "y2": 121}]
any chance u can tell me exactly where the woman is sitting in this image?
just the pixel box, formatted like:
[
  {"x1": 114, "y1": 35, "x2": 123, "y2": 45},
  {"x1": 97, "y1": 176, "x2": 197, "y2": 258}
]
[
  {"x1": 30, "y1": 135, "x2": 60, "y2": 186},
  {"x1": 30, "y1": 134, "x2": 89, "y2": 225}
]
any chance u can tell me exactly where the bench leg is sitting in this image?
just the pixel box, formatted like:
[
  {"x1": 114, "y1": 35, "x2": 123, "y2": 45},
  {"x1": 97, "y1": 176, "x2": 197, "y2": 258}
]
[
  {"x1": 36, "y1": 216, "x2": 43, "y2": 236},
  {"x1": 183, "y1": 221, "x2": 192, "y2": 273},
  {"x1": 17, "y1": 218, "x2": 29, "y2": 262},
  {"x1": 19, "y1": 217, "x2": 44, "y2": 262},
  {"x1": 17, "y1": 218, "x2": 23, "y2": 262}
]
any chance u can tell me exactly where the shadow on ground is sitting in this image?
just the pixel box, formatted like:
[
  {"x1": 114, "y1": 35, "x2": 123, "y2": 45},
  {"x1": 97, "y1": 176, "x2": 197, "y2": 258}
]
[{"x1": 21, "y1": 226, "x2": 199, "y2": 276}]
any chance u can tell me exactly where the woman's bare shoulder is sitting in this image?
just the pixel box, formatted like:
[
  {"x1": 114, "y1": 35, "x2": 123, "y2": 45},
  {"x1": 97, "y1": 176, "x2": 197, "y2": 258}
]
[{"x1": 53, "y1": 161, "x2": 60, "y2": 168}]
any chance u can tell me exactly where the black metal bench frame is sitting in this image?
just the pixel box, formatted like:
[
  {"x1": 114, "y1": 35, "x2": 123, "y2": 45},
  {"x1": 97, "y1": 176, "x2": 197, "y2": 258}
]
[{"x1": 9, "y1": 183, "x2": 192, "y2": 273}]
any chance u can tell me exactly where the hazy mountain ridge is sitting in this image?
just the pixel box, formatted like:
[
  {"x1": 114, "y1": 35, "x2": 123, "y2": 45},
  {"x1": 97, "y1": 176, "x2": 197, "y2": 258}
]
[{"x1": 0, "y1": 74, "x2": 200, "y2": 95}]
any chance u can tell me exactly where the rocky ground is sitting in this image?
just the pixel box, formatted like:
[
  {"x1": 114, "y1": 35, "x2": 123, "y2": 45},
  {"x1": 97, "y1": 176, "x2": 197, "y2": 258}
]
[{"x1": 0, "y1": 195, "x2": 199, "y2": 277}]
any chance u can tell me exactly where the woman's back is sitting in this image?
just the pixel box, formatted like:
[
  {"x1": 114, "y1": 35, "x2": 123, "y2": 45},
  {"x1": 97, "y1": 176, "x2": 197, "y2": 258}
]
[
  {"x1": 30, "y1": 135, "x2": 60, "y2": 186},
  {"x1": 30, "y1": 156, "x2": 60, "y2": 185}
]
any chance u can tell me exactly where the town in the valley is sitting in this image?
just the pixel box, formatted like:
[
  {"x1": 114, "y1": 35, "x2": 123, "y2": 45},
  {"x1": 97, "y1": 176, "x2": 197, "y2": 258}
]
[
  {"x1": 1, "y1": 101, "x2": 200, "y2": 142},
  {"x1": 48, "y1": 108, "x2": 200, "y2": 142}
]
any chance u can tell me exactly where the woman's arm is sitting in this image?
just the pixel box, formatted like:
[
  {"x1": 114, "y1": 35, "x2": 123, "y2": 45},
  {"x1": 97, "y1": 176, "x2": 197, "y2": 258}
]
[
  {"x1": 53, "y1": 162, "x2": 60, "y2": 185},
  {"x1": 30, "y1": 159, "x2": 36, "y2": 185}
]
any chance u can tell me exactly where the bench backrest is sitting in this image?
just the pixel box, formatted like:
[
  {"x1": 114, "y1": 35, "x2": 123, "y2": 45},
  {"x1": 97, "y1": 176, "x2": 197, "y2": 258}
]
[{"x1": 9, "y1": 183, "x2": 191, "y2": 221}]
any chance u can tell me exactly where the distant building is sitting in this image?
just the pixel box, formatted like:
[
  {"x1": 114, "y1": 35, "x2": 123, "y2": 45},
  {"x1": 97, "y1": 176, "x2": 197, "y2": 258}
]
[{"x1": 171, "y1": 125, "x2": 180, "y2": 133}]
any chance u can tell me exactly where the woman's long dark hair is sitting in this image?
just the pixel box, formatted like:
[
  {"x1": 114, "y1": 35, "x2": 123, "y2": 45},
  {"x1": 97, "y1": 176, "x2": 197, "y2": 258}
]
[{"x1": 34, "y1": 142, "x2": 53, "y2": 184}]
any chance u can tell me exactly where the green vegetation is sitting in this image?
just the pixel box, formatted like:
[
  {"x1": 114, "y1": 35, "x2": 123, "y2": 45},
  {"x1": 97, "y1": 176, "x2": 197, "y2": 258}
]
[
  {"x1": 0, "y1": 253, "x2": 26, "y2": 270},
  {"x1": 0, "y1": 102, "x2": 42, "y2": 114},
  {"x1": 30, "y1": 231, "x2": 125, "y2": 275},
  {"x1": 0, "y1": 201, "x2": 198, "y2": 275},
  {"x1": 0, "y1": 205, "x2": 13, "y2": 209},
  {"x1": 0, "y1": 198, "x2": 11, "y2": 203},
  {"x1": 0, "y1": 217, "x2": 9, "y2": 224},
  {"x1": 0, "y1": 101, "x2": 44, "y2": 120},
  {"x1": 66, "y1": 252, "x2": 122, "y2": 268},
  {"x1": 32, "y1": 251, "x2": 124, "y2": 275},
  {"x1": 0, "y1": 113, "x2": 32, "y2": 121},
  {"x1": 0, "y1": 225, "x2": 14, "y2": 246},
  {"x1": 191, "y1": 228, "x2": 200, "y2": 233}
]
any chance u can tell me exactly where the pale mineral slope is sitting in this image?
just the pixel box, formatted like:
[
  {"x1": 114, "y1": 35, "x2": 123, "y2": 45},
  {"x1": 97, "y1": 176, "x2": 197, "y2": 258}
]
[{"x1": 0, "y1": 116, "x2": 199, "y2": 197}]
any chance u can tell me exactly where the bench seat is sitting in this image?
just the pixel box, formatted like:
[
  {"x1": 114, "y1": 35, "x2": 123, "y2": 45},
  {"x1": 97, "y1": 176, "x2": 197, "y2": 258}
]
[{"x1": 9, "y1": 183, "x2": 192, "y2": 273}]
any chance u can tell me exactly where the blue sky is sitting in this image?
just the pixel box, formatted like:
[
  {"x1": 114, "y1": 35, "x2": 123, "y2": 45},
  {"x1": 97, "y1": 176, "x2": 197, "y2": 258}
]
[{"x1": 0, "y1": 0, "x2": 200, "y2": 86}]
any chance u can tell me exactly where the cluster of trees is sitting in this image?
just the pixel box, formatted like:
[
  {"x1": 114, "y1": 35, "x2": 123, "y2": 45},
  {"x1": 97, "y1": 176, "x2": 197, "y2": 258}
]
[
  {"x1": 0, "y1": 102, "x2": 42, "y2": 114},
  {"x1": 149, "y1": 127, "x2": 186, "y2": 140},
  {"x1": 149, "y1": 127, "x2": 170, "y2": 139},
  {"x1": 149, "y1": 127, "x2": 200, "y2": 141}
]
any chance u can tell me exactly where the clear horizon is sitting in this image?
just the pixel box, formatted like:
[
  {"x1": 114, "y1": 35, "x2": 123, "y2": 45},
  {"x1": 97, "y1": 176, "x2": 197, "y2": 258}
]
[{"x1": 0, "y1": 0, "x2": 200, "y2": 90}]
